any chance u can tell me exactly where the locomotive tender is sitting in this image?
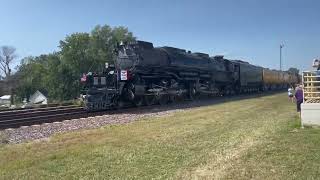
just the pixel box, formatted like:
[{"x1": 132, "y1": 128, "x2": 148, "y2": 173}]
[{"x1": 82, "y1": 40, "x2": 298, "y2": 111}]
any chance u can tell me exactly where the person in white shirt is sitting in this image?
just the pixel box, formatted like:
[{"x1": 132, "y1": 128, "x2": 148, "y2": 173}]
[{"x1": 288, "y1": 86, "x2": 294, "y2": 102}]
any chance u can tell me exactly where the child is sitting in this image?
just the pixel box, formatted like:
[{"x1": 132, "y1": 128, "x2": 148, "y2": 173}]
[{"x1": 288, "y1": 86, "x2": 294, "y2": 102}]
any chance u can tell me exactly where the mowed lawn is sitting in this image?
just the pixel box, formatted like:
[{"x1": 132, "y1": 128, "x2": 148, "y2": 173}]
[{"x1": 1, "y1": 93, "x2": 320, "y2": 179}]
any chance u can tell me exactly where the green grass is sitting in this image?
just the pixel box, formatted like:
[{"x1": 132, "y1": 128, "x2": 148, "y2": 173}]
[
  {"x1": 0, "y1": 132, "x2": 8, "y2": 145},
  {"x1": 1, "y1": 93, "x2": 319, "y2": 179}
]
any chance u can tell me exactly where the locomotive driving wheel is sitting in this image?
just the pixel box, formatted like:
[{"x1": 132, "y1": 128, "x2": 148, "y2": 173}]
[
  {"x1": 168, "y1": 95, "x2": 177, "y2": 104},
  {"x1": 158, "y1": 94, "x2": 170, "y2": 105},
  {"x1": 145, "y1": 95, "x2": 155, "y2": 106},
  {"x1": 116, "y1": 100, "x2": 125, "y2": 109},
  {"x1": 133, "y1": 96, "x2": 144, "y2": 107},
  {"x1": 188, "y1": 85, "x2": 197, "y2": 100}
]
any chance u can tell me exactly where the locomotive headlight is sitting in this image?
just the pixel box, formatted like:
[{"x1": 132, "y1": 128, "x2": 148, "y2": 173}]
[{"x1": 105, "y1": 62, "x2": 109, "y2": 69}]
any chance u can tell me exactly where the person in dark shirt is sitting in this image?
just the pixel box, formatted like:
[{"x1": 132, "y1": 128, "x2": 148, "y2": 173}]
[{"x1": 295, "y1": 85, "x2": 304, "y2": 115}]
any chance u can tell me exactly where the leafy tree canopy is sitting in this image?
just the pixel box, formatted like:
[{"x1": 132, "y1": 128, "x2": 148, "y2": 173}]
[
  {"x1": 15, "y1": 25, "x2": 135, "y2": 101},
  {"x1": 287, "y1": 67, "x2": 299, "y2": 74}
]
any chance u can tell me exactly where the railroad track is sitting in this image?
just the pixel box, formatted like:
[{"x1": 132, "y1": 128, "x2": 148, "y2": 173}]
[
  {"x1": 0, "y1": 102, "x2": 146, "y2": 129},
  {"x1": 0, "y1": 105, "x2": 137, "y2": 129},
  {"x1": 0, "y1": 106, "x2": 88, "y2": 129}
]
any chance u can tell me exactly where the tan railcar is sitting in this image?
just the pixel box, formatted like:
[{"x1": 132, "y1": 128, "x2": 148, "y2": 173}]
[
  {"x1": 263, "y1": 69, "x2": 296, "y2": 90},
  {"x1": 263, "y1": 69, "x2": 280, "y2": 89}
]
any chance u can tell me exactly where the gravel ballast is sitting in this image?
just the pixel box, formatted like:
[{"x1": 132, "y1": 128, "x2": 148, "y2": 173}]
[{"x1": 2, "y1": 106, "x2": 184, "y2": 144}]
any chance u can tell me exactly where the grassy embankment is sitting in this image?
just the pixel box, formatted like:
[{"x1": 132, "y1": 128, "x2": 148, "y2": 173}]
[{"x1": 1, "y1": 93, "x2": 320, "y2": 179}]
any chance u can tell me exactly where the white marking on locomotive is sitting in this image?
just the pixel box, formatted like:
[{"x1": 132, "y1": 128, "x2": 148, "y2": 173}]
[{"x1": 120, "y1": 70, "x2": 128, "y2": 80}]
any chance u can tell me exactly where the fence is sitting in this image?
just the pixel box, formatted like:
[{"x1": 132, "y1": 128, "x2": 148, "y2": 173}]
[{"x1": 303, "y1": 70, "x2": 320, "y2": 103}]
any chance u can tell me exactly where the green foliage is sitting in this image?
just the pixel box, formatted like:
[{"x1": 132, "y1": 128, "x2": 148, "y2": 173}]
[
  {"x1": 0, "y1": 131, "x2": 9, "y2": 144},
  {"x1": 15, "y1": 25, "x2": 135, "y2": 101},
  {"x1": 15, "y1": 56, "x2": 49, "y2": 100},
  {"x1": 287, "y1": 67, "x2": 299, "y2": 74},
  {"x1": 287, "y1": 67, "x2": 301, "y2": 84}
]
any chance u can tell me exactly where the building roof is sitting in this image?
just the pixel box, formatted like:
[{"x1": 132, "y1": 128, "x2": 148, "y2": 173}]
[
  {"x1": 0, "y1": 95, "x2": 11, "y2": 100},
  {"x1": 29, "y1": 90, "x2": 48, "y2": 104}
]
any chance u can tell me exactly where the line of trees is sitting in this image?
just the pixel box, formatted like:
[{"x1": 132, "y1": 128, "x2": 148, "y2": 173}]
[{"x1": 2, "y1": 25, "x2": 135, "y2": 102}]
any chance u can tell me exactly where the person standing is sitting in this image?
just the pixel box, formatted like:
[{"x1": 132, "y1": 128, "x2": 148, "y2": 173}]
[
  {"x1": 295, "y1": 85, "x2": 304, "y2": 117},
  {"x1": 288, "y1": 86, "x2": 294, "y2": 102}
]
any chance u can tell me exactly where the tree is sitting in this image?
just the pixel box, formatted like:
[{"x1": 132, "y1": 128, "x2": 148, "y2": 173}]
[
  {"x1": 56, "y1": 25, "x2": 135, "y2": 100},
  {"x1": 15, "y1": 24, "x2": 135, "y2": 102},
  {"x1": 287, "y1": 67, "x2": 299, "y2": 75},
  {"x1": 58, "y1": 25, "x2": 135, "y2": 74},
  {"x1": 0, "y1": 46, "x2": 17, "y2": 78},
  {"x1": 287, "y1": 67, "x2": 301, "y2": 84},
  {"x1": 59, "y1": 33, "x2": 91, "y2": 74},
  {"x1": 15, "y1": 56, "x2": 48, "y2": 101},
  {"x1": 89, "y1": 25, "x2": 135, "y2": 68}
]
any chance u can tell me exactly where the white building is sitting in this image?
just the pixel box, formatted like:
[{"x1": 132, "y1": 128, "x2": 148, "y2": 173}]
[{"x1": 0, "y1": 95, "x2": 11, "y2": 107}]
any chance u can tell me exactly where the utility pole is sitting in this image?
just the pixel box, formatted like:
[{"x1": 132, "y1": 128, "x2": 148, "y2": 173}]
[{"x1": 280, "y1": 44, "x2": 284, "y2": 71}]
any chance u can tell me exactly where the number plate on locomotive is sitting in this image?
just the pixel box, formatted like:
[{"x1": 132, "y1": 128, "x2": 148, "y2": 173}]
[{"x1": 120, "y1": 70, "x2": 128, "y2": 80}]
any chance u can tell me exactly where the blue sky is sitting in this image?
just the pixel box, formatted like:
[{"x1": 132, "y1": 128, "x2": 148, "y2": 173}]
[{"x1": 0, "y1": 0, "x2": 319, "y2": 71}]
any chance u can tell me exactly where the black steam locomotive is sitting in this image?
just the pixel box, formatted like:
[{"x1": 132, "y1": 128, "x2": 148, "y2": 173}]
[{"x1": 82, "y1": 40, "x2": 298, "y2": 111}]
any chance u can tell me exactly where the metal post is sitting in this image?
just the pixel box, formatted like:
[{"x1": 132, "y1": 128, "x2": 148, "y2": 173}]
[
  {"x1": 301, "y1": 71, "x2": 304, "y2": 129},
  {"x1": 280, "y1": 44, "x2": 284, "y2": 71}
]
